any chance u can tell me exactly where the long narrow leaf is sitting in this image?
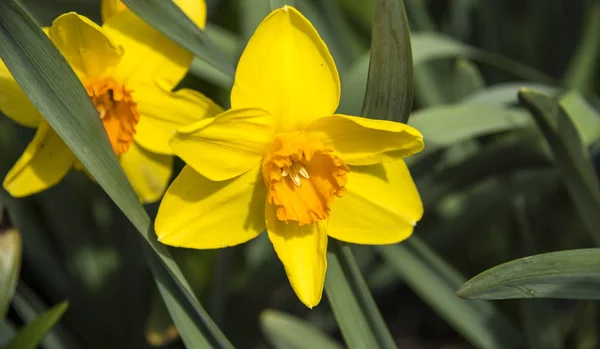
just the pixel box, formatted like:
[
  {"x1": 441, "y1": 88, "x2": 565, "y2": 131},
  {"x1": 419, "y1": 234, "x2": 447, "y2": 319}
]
[
  {"x1": 0, "y1": 2, "x2": 232, "y2": 348},
  {"x1": 6, "y1": 301, "x2": 69, "y2": 349},
  {"x1": 325, "y1": 241, "x2": 396, "y2": 349},
  {"x1": 458, "y1": 249, "x2": 600, "y2": 300},
  {"x1": 518, "y1": 89, "x2": 600, "y2": 245},
  {"x1": 362, "y1": 0, "x2": 413, "y2": 122}
]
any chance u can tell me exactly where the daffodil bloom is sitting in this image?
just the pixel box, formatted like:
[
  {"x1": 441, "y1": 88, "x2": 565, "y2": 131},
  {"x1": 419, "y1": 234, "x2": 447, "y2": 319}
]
[
  {"x1": 0, "y1": 4, "x2": 221, "y2": 203},
  {"x1": 155, "y1": 6, "x2": 424, "y2": 308}
]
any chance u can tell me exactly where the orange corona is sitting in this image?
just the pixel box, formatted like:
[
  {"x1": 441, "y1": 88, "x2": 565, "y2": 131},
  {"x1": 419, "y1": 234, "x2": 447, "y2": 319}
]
[
  {"x1": 85, "y1": 77, "x2": 139, "y2": 155},
  {"x1": 262, "y1": 132, "x2": 349, "y2": 225}
]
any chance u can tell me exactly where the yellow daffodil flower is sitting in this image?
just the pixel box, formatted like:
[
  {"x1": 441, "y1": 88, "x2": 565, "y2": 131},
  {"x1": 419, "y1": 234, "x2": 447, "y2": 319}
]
[
  {"x1": 101, "y1": 0, "x2": 207, "y2": 29},
  {"x1": 0, "y1": 4, "x2": 220, "y2": 203},
  {"x1": 155, "y1": 6, "x2": 424, "y2": 308}
]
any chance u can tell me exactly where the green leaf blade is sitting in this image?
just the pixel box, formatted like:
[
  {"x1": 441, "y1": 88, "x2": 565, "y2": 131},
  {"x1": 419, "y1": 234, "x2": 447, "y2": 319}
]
[
  {"x1": 362, "y1": 0, "x2": 413, "y2": 122},
  {"x1": 458, "y1": 249, "x2": 600, "y2": 300},
  {"x1": 6, "y1": 301, "x2": 69, "y2": 349},
  {"x1": 518, "y1": 89, "x2": 600, "y2": 245}
]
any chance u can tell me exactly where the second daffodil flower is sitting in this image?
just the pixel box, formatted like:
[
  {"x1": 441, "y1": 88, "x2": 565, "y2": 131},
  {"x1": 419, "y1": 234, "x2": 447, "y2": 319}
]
[
  {"x1": 156, "y1": 6, "x2": 425, "y2": 308},
  {"x1": 0, "y1": 2, "x2": 221, "y2": 203}
]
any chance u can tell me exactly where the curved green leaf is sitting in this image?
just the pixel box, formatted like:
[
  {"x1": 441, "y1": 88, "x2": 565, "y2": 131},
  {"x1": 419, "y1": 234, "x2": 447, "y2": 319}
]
[
  {"x1": 121, "y1": 0, "x2": 234, "y2": 81},
  {"x1": 362, "y1": 0, "x2": 413, "y2": 122},
  {"x1": 518, "y1": 89, "x2": 600, "y2": 245},
  {"x1": 0, "y1": 228, "x2": 21, "y2": 322},
  {"x1": 260, "y1": 310, "x2": 343, "y2": 349},
  {"x1": 0, "y1": 2, "x2": 232, "y2": 348},
  {"x1": 6, "y1": 301, "x2": 69, "y2": 349},
  {"x1": 458, "y1": 249, "x2": 600, "y2": 300}
]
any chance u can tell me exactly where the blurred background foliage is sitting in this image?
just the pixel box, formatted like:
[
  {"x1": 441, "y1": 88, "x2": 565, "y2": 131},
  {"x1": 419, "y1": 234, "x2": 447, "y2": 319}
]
[{"x1": 1, "y1": 0, "x2": 600, "y2": 348}]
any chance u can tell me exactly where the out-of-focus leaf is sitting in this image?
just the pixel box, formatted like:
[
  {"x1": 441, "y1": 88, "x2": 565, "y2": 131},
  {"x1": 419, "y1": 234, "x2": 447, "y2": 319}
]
[
  {"x1": 238, "y1": 0, "x2": 270, "y2": 41},
  {"x1": 6, "y1": 301, "x2": 69, "y2": 349},
  {"x1": 564, "y1": 1, "x2": 600, "y2": 93},
  {"x1": 377, "y1": 239, "x2": 524, "y2": 349},
  {"x1": 341, "y1": 33, "x2": 554, "y2": 113},
  {"x1": 519, "y1": 89, "x2": 600, "y2": 245},
  {"x1": 461, "y1": 83, "x2": 559, "y2": 105},
  {"x1": 325, "y1": 242, "x2": 395, "y2": 349},
  {"x1": 189, "y1": 24, "x2": 240, "y2": 89},
  {"x1": 409, "y1": 105, "x2": 531, "y2": 149},
  {"x1": 269, "y1": 0, "x2": 294, "y2": 10},
  {"x1": 0, "y1": 2, "x2": 231, "y2": 348},
  {"x1": 0, "y1": 228, "x2": 21, "y2": 322},
  {"x1": 458, "y1": 249, "x2": 600, "y2": 300},
  {"x1": 362, "y1": 0, "x2": 413, "y2": 122},
  {"x1": 260, "y1": 310, "x2": 344, "y2": 349},
  {"x1": 558, "y1": 92, "x2": 600, "y2": 147},
  {"x1": 121, "y1": 0, "x2": 234, "y2": 79},
  {"x1": 0, "y1": 320, "x2": 17, "y2": 347}
]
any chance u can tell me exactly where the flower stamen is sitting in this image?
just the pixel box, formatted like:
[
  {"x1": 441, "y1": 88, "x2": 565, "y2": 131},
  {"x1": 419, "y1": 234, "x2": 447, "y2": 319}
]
[
  {"x1": 85, "y1": 77, "x2": 139, "y2": 155},
  {"x1": 263, "y1": 132, "x2": 349, "y2": 225}
]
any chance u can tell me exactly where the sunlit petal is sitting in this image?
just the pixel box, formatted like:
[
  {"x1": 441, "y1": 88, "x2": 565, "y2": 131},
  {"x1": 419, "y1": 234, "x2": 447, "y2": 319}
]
[
  {"x1": 328, "y1": 160, "x2": 423, "y2": 244},
  {"x1": 0, "y1": 60, "x2": 41, "y2": 127},
  {"x1": 171, "y1": 108, "x2": 275, "y2": 181},
  {"x1": 119, "y1": 143, "x2": 173, "y2": 204},
  {"x1": 304, "y1": 114, "x2": 424, "y2": 165},
  {"x1": 49, "y1": 12, "x2": 123, "y2": 79},
  {"x1": 155, "y1": 164, "x2": 265, "y2": 248},
  {"x1": 3, "y1": 120, "x2": 75, "y2": 197},
  {"x1": 266, "y1": 201, "x2": 327, "y2": 308},
  {"x1": 231, "y1": 6, "x2": 340, "y2": 131}
]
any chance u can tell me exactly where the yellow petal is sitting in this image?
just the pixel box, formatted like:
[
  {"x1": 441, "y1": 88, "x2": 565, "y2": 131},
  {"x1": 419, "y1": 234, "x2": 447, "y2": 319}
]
[
  {"x1": 101, "y1": 0, "x2": 207, "y2": 30},
  {"x1": 133, "y1": 86, "x2": 223, "y2": 155},
  {"x1": 119, "y1": 142, "x2": 173, "y2": 204},
  {"x1": 304, "y1": 114, "x2": 424, "y2": 166},
  {"x1": 327, "y1": 160, "x2": 423, "y2": 245},
  {"x1": 0, "y1": 60, "x2": 41, "y2": 127},
  {"x1": 3, "y1": 120, "x2": 75, "y2": 197},
  {"x1": 48, "y1": 13, "x2": 123, "y2": 79},
  {"x1": 170, "y1": 108, "x2": 275, "y2": 181},
  {"x1": 103, "y1": 10, "x2": 192, "y2": 91},
  {"x1": 155, "y1": 164, "x2": 265, "y2": 248},
  {"x1": 231, "y1": 6, "x2": 340, "y2": 131},
  {"x1": 266, "y1": 201, "x2": 327, "y2": 308}
]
